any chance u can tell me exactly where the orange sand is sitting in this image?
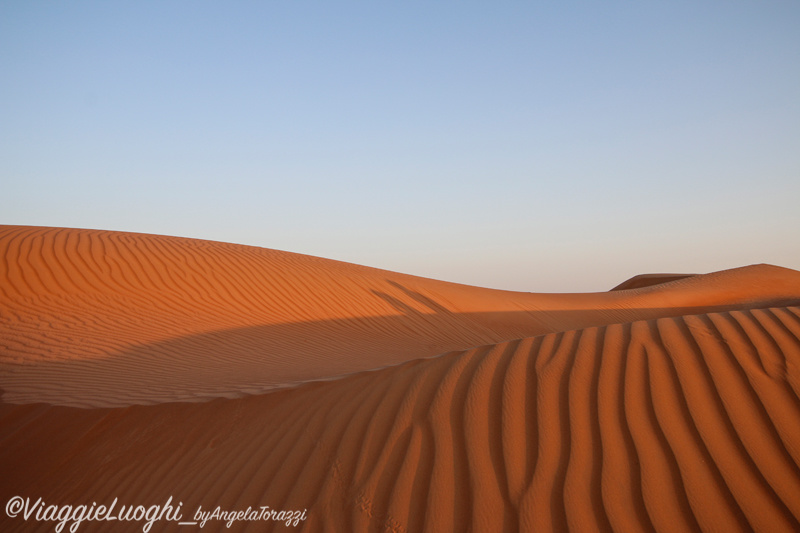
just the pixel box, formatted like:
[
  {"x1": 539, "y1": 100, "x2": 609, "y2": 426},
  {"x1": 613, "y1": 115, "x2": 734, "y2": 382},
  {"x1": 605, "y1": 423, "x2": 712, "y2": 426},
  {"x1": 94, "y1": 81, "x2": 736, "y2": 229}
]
[{"x1": 1, "y1": 225, "x2": 800, "y2": 532}]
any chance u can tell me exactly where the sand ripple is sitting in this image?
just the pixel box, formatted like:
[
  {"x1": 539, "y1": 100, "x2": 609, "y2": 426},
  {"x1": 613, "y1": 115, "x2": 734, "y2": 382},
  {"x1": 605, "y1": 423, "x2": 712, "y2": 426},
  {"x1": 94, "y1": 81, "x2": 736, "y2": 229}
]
[{"x1": 2, "y1": 226, "x2": 800, "y2": 531}]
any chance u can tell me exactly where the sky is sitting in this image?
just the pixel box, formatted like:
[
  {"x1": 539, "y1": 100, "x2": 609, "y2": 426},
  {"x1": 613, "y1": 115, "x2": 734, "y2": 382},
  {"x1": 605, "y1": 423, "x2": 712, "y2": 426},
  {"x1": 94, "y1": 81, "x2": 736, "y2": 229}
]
[{"x1": 2, "y1": 1, "x2": 799, "y2": 292}]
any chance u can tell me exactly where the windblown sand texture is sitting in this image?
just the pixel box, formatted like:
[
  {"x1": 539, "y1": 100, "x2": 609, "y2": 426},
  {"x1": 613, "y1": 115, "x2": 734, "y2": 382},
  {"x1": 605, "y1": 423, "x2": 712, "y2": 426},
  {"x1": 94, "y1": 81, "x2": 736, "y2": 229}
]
[{"x1": 2, "y1": 225, "x2": 800, "y2": 532}]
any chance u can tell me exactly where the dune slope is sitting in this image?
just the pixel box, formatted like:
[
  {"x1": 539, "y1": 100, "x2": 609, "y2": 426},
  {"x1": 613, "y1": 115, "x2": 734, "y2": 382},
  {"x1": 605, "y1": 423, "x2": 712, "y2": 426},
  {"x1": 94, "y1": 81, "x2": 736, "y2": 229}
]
[{"x1": 2, "y1": 306, "x2": 800, "y2": 532}]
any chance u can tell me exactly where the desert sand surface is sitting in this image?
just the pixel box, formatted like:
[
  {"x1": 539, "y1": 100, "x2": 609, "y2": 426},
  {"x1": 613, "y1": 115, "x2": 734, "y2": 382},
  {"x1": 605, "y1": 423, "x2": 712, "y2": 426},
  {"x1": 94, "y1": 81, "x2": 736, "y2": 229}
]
[{"x1": 2, "y1": 225, "x2": 800, "y2": 532}]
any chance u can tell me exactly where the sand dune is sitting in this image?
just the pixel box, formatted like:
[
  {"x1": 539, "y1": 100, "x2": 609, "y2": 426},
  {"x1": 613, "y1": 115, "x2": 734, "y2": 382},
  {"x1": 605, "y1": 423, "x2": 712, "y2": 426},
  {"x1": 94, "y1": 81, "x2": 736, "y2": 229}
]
[
  {"x1": 610, "y1": 273, "x2": 696, "y2": 291},
  {"x1": 2, "y1": 226, "x2": 800, "y2": 532},
  {"x1": 2, "y1": 226, "x2": 799, "y2": 407}
]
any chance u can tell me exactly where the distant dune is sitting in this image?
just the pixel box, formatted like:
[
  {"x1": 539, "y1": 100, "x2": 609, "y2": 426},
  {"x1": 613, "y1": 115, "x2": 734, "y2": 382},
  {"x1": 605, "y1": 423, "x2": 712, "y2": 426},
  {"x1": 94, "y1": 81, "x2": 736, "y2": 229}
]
[
  {"x1": 2, "y1": 226, "x2": 800, "y2": 532},
  {"x1": 610, "y1": 273, "x2": 696, "y2": 291}
]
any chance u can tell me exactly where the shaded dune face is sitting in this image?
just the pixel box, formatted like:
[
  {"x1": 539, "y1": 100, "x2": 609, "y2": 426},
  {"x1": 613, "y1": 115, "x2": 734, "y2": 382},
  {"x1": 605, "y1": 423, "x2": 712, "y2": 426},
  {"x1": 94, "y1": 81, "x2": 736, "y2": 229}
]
[{"x1": 2, "y1": 226, "x2": 800, "y2": 532}]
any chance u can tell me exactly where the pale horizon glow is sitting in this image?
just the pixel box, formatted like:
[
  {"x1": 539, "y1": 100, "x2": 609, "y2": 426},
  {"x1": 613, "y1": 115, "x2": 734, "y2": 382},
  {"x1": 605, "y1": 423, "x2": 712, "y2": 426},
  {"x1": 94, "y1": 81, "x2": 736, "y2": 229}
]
[{"x1": 2, "y1": 2, "x2": 798, "y2": 292}]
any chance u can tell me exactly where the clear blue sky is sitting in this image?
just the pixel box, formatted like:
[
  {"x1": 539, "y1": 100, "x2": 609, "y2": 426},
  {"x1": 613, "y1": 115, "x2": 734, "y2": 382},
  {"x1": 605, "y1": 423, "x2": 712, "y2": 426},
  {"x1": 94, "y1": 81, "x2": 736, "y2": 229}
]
[{"x1": 2, "y1": 1, "x2": 798, "y2": 292}]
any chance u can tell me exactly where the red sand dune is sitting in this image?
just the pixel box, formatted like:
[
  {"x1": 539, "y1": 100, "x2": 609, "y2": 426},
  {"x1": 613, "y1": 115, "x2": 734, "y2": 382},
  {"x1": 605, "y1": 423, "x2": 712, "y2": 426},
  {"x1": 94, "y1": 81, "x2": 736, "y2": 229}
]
[{"x1": 2, "y1": 225, "x2": 800, "y2": 532}]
